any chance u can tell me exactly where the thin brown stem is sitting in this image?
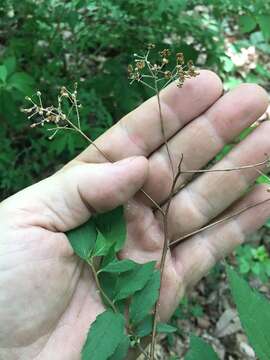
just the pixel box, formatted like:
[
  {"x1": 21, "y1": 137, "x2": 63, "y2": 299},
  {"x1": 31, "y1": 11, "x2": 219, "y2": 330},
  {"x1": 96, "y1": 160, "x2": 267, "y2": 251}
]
[
  {"x1": 137, "y1": 343, "x2": 150, "y2": 359},
  {"x1": 149, "y1": 155, "x2": 183, "y2": 359},
  {"x1": 169, "y1": 198, "x2": 270, "y2": 248},
  {"x1": 65, "y1": 118, "x2": 165, "y2": 215},
  {"x1": 87, "y1": 260, "x2": 117, "y2": 313},
  {"x1": 159, "y1": 159, "x2": 270, "y2": 209},
  {"x1": 156, "y1": 86, "x2": 174, "y2": 178},
  {"x1": 180, "y1": 159, "x2": 269, "y2": 174}
]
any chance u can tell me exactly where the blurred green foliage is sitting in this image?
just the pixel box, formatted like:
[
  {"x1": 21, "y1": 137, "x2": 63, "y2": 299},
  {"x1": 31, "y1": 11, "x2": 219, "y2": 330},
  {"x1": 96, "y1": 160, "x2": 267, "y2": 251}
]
[
  {"x1": 236, "y1": 244, "x2": 270, "y2": 283},
  {"x1": 0, "y1": 0, "x2": 269, "y2": 200}
]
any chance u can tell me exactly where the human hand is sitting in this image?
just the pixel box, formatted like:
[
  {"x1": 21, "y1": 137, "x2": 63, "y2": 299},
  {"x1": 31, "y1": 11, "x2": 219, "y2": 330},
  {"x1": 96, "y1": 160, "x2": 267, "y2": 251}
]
[{"x1": 0, "y1": 70, "x2": 269, "y2": 359}]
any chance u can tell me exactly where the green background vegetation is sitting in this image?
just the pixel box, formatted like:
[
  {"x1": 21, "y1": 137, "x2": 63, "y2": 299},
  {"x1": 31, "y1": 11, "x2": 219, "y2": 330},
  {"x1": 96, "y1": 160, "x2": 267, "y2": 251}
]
[
  {"x1": 1, "y1": 0, "x2": 270, "y2": 199},
  {"x1": 1, "y1": 1, "x2": 270, "y2": 357}
]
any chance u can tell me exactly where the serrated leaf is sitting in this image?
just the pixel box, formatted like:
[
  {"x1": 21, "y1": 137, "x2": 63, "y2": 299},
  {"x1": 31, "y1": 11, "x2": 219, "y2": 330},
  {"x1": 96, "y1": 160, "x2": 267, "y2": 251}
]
[
  {"x1": 239, "y1": 14, "x2": 257, "y2": 33},
  {"x1": 95, "y1": 206, "x2": 126, "y2": 251},
  {"x1": 185, "y1": 336, "x2": 219, "y2": 360},
  {"x1": 100, "y1": 259, "x2": 138, "y2": 273},
  {"x1": 114, "y1": 261, "x2": 156, "y2": 301},
  {"x1": 108, "y1": 336, "x2": 130, "y2": 360},
  {"x1": 130, "y1": 270, "x2": 160, "y2": 325},
  {"x1": 0, "y1": 65, "x2": 7, "y2": 83},
  {"x1": 227, "y1": 266, "x2": 270, "y2": 360},
  {"x1": 66, "y1": 218, "x2": 97, "y2": 260},
  {"x1": 92, "y1": 230, "x2": 112, "y2": 257},
  {"x1": 82, "y1": 310, "x2": 125, "y2": 360}
]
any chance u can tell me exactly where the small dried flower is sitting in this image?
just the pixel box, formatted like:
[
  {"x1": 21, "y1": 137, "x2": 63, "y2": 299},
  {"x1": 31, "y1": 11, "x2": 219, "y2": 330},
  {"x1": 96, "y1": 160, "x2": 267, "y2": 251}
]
[
  {"x1": 128, "y1": 46, "x2": 199, "y2": 89},
  {"x1": 164, "y1": 71, "x2": 172, "y2": 79},
  {"x1": 176, "y1": 52, "x2": 184, "y2": 64},
  {"x1": 147, "y1": 43, "x2": 155, "y2": 50},
  {"x1": 135, "y1": 60, "x2": 145, "y2": 70},
  {"x1": 160, "y1": 49, "x2": 171, "y2": 58}
]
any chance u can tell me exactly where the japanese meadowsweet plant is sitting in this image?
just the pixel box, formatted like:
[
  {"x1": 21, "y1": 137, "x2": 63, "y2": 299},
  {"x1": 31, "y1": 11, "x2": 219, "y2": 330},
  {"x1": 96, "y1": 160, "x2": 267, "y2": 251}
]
[
  {"x1": 23, "y1": 45, "x2": 200, "y2": 359},
  {"x1": 23, "y1": 45, "x2": 270, "y2": 360}
]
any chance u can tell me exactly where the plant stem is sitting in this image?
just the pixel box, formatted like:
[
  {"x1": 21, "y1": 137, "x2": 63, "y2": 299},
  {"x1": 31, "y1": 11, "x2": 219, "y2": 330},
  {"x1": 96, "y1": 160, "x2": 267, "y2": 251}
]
[
  {"x1": 87, "y1": 259, "x2": 117, "y2": 313},
  {"x1": 155, "y1": 84, "x2": 174, "y2": 177},
  {"x1": 149, "y1": 156, "x2": 183, "y2": 359},
  {"x1": 169, "y1": 198, "x2": 270, "y2": 247},
  {"x1": 180, "y1": 158, "x2": 269, "y2": 174},
  {"x1": 65, "y1": 118, "x2": 165, "y2": 215}
]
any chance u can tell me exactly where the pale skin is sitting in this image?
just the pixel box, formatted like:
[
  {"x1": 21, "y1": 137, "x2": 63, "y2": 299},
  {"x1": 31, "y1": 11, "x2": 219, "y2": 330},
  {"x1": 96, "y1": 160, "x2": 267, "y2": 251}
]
[{"x1": 0, "y1": 70, "x2": 270, "y2": 360}]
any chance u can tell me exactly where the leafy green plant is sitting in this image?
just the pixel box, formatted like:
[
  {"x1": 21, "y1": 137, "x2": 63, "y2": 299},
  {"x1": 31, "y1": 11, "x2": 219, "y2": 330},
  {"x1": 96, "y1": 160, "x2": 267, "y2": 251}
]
[
  {"x1": 185, "y1": 335, "x2": 219, "y2": 360},
  {"x1": 236, "y1": 244, "x2": 270, "y2": 283},
  {"x1": 0, "y1": 0, "x2": 251, "y2": 199},
  {"x1": 23, "y1": 45, "x2": 200, "y2": 359},
  {"x1": 185, "y1": 267, "x2": 270, "y2": 359},
  {"x1": 3, "y1": 1, "x2": 270, "y2": 358},
  {"x1": 228, "y1": 266, "x2": 270, "y2": 360}
]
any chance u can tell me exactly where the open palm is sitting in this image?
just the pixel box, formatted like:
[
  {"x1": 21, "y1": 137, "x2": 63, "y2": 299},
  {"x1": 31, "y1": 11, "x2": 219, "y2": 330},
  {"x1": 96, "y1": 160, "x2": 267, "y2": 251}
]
[{"x1": 1, "y1": 70, "x2": 270, "y2": 360}]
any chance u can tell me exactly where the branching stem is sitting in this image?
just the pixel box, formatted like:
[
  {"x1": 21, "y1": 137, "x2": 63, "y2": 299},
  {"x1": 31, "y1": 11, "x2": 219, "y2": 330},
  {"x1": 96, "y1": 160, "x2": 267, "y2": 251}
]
[
  {"x1": 149, "y1": 156, "x2": 183, "y2": 359},
  {"x1": 65, "y1": 118, "x2": 165, "y2": 215},
  {"x1": 169, "y1": 198, "x2": 270, "y2": 247},
  {"x1": 87, "y1": 259, "x2": 117, "y2": 313}
]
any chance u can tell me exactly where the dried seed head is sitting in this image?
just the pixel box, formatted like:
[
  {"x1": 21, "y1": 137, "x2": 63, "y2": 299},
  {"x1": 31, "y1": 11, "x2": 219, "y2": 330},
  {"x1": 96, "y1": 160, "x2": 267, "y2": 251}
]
[
  {"x1": 160, "y1": 49, "x2": 170, "y2": 58},
  {"x1": 176, "y1": 52, "x2": 184, "y2": 64},
  {"x1": 164, "y1": 71, "x2": 172, "y2": 79},
  {"x1": 147, "y1": 43, "x2": 155, "y2": 50},
  {"x1": 135, "y1": 60, "x2": 145, "y2": 70}
]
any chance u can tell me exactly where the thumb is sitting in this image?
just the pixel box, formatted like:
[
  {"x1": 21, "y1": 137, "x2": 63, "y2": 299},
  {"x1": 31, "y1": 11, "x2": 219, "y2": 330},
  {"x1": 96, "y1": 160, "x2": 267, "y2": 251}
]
[{"x1": 4, "y1": 156, "x2": 149, "y2": 232}]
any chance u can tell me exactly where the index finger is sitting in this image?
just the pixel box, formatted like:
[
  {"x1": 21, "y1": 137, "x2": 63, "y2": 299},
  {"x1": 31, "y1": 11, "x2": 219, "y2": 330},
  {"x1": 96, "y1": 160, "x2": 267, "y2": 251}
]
[{"x1": 75, "y1": 70, "x2": 223, "y2": 164}]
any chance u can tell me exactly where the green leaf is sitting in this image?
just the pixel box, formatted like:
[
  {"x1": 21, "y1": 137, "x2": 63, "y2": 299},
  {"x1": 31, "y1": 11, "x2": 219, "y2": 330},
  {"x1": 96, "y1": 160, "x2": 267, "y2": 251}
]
[
  {"x1": 94, "y1": 206, "x2": 126, "y2": 251},
  {"x1": 8, "y1": 72, "x2": 34, "y2": 94},
  {"x1": 130, "y1": 270, "x2": 160, "y2": 325},
  {"x1": 66, "y1": 219, "x2": 97, "y2": 260},
  {"x1": 257, "y1": 15, "x2": 270, "y2": 40},
  {"x1": 239, "y1": 15, "x2": 257, "y2": 33},
  {"x1": 114, "y1": 261, "x2": 156, "y2": 301},
  {"x1": 82, "y1": 310, "x2": 125, "y2": 360},
  {"x1": 100, "y1": 259, "x2": 138, "y2": 273},
  {"x1": 108, "y1": 336, "x2": 130, "y2": 360},
  {"x1": 0, "y1": 65, "x2": 8, "y2": 83},
  {"x1": 92, "y1": 230, "x2": 112, "y2": 257},
  {"x1": 134, "y1": 315, "x2": 153, "y2": 337},
  {"x1": 156, "y1": 323, "x2": 177, "y2": 334},
  {"x1": 185, "y1": 336, "x2": 219, "y2": 360},
  {"x1": 227, "y1": 266, "x2": 270, "y2": 360},
  {"x1": 4, "y1": 57, "x2": 16, "y2": 75},
  {"x1": 239, "y1": 259, "x2": 250, "y2": 274},
  {"x1": 134, "y1": 315, "x2": 177, "y2": 337}
]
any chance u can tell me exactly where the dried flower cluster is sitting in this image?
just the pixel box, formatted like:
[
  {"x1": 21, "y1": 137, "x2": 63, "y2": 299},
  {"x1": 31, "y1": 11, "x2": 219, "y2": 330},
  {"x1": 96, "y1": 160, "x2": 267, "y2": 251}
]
[
  {"x1": 22, "y1": 84, "x2": 81, "y2": 139},
  {"x1": 128, "y1": 44, "x2": 199, "y2": 90}
]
